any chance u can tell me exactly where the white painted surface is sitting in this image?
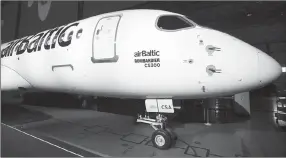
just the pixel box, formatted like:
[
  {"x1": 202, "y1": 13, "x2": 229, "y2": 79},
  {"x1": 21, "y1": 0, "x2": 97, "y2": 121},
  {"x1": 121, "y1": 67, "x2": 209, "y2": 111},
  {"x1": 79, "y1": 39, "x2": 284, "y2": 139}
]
[
  {"x1": 0, "y1": 9, "x2": 282, "y2": 101},
  {"x1": 157, "y1": 99, "x2": 174, "y2": 113},
  {"x1": 145, "y1": 99, "x2": 158, "y2": 113}
]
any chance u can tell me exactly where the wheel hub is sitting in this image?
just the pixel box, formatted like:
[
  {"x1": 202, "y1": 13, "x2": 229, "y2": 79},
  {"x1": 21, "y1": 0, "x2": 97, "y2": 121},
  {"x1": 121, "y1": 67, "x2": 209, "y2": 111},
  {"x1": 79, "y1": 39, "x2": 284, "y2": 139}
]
[{"x1": 155, "y1": 135, "x2": 165, "y2": 147}]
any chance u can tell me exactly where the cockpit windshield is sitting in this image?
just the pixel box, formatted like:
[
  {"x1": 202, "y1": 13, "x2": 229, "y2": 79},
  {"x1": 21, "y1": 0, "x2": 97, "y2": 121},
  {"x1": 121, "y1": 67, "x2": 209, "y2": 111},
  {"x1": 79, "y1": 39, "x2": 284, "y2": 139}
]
[
  {"x1": 184, "y1": 16, "x2": 198, "y2": 26},
  {"x1": 156, "y1": 15, "x2": 196, "y2": 31}
]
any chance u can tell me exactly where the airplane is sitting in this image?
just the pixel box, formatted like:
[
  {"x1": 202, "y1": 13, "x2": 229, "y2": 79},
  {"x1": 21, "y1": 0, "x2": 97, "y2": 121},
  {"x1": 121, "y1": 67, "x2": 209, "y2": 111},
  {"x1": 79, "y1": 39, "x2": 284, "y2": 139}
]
[{"x1": 1, "y1": 9, "x2": 282, "y2": 150}]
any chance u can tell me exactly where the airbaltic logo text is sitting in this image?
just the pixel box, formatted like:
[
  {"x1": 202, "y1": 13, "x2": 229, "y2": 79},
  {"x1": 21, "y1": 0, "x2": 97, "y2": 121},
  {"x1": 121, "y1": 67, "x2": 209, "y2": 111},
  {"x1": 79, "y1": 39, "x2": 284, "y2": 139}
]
[
  {"x1": 1, "y1": 22, "x2": 79, "y2": 58},
  {"x1": 134, "y1": 50, "x2": 159, "y2": 57},
  {"x1": 134, "y1": 50, "x2": 161, "y2": 68}
]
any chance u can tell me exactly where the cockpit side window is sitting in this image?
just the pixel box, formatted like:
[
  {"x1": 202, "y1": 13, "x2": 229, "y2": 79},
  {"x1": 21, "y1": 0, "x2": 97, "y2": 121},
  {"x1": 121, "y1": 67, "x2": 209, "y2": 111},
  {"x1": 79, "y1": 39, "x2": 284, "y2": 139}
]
[{"x1": 157, "y1": 15, "x2": 194, "y2": 31}]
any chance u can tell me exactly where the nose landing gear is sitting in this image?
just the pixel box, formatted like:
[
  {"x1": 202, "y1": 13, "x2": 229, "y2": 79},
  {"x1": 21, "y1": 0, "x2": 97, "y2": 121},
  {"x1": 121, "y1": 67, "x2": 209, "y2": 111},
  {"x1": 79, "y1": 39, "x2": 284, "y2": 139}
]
[
  {"x1": 137, "y1": 113, "x2": 177, "y2": 149},
  {"x1": 136, "y1": 99, "x2": 178, "y2": 150}
]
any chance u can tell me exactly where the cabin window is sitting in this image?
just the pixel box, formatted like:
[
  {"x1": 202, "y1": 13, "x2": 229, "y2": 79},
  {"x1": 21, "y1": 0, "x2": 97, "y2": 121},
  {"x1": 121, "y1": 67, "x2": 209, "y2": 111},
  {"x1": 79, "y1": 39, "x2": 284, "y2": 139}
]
[{"x1": 157, "y1": 15, "x2": 194, "y2": 31}]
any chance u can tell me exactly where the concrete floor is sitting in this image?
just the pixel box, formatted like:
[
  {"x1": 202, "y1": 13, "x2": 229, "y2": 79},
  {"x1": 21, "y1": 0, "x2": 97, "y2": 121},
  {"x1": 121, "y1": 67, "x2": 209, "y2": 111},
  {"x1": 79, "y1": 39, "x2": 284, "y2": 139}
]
[
  {"x1": 1, "y1": 124, "x2": 81, "y2": 157},
  {"x1": 1, "y1": 98, "x2": 286, "y2": 157}
]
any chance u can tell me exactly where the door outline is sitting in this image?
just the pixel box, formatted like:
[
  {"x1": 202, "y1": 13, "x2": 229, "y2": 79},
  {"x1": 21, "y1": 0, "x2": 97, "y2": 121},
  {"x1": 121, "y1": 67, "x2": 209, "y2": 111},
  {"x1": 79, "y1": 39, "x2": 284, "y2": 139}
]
[{"x1": 91, "y1": 14, "x2": 122, "y2": 63}]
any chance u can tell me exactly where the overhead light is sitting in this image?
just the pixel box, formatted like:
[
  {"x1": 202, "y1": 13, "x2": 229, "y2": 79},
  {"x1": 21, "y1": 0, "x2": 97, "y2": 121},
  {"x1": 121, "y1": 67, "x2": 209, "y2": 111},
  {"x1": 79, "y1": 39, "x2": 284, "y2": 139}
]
[
  {"x1": 282, "y1": 67, "x2": 286, "y2": 72},
  {"x1": 247, "y1": 13, "x2": 252, "y2": 17}
]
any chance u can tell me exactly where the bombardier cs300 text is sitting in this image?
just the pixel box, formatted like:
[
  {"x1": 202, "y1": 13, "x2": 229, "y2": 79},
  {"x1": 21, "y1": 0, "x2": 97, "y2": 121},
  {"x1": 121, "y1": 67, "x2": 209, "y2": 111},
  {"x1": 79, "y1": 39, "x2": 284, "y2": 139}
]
[{"x1": 1, "y1": 9, "x2": 282, "y2": 149}]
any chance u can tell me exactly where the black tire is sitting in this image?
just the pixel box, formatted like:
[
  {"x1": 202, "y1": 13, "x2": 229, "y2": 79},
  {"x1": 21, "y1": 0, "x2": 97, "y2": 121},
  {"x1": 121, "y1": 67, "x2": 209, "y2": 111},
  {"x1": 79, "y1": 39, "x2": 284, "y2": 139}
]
[
  {"x1": 166, "y1": 127, "x2": 178, "y2": 141},
  {"x1": 151, "y1": 129, "x2": 172, "y2": 150}
]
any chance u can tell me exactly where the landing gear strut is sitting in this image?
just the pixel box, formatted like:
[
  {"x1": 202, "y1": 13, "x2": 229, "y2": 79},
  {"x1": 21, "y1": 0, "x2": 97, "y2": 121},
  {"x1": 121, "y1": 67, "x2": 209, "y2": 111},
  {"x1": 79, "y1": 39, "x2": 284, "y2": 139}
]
[
  {"x1": 137, "y1": 112, "x2": 177, "y2": 149},
  {"x1": 80, "y1": 98, "x2": 89, "y2": 109},
  {"x1": 78, "y1": 96, "x2": 98, "y2": 110}
]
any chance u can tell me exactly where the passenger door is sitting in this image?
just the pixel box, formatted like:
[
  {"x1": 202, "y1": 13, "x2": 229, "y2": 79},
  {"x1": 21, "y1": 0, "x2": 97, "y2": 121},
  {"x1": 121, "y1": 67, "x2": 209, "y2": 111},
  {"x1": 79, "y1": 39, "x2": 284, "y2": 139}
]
[{"x1": 91, "y1": 15, "x2": 121, "y2": 63}]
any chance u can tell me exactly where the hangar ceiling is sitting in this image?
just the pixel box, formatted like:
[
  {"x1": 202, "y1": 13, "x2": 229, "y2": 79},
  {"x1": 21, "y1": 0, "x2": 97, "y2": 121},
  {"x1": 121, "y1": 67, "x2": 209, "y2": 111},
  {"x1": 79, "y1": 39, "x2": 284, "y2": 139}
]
[
  {"x1": 1, "y1": 1, "x2": 10, "y2": 7},
  {"x1": 130, "y1": 1, "x2": 286, "y2": 42},
  {"x1": 2, "y1": 1, "x2": 285, "y2": 44}
]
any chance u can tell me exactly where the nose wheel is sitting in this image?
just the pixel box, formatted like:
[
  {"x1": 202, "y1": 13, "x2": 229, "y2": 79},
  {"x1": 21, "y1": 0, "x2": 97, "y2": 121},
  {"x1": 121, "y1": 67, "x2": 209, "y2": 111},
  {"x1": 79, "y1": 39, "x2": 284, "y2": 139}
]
[
  {"x1": 152, "y1": 129, "x2": 174, "y2": 149},
  {"x1": 137, "y1": 113, "x2": 177, "y2": 149}
]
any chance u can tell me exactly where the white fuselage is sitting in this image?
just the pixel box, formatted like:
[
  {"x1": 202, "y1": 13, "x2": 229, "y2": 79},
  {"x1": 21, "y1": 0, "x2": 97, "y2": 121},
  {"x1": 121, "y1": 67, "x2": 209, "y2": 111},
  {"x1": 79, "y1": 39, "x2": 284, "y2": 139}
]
[{"x1": 1, "y1": 9, "x2": 282, "y2": 99}]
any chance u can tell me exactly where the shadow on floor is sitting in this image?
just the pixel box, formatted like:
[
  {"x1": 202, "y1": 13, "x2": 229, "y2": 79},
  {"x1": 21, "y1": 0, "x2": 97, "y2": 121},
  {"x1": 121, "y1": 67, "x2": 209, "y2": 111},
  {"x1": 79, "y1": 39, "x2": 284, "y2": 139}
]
[
  {"x1": 22, "y1": 92, "x2": 81, "y2": 109},
  {"x1": 20, "y1": 93, "x2": 252, "y2": 125},
  {"x1": 1, "y1": 103, "x2": 52, "y2": 126}
]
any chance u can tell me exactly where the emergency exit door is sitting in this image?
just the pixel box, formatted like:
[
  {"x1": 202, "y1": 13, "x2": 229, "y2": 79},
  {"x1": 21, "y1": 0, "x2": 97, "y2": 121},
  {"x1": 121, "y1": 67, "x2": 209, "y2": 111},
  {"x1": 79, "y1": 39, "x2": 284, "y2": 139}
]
[{"x1": 91, "y1": 15, "x2": 121, "y2": 63}]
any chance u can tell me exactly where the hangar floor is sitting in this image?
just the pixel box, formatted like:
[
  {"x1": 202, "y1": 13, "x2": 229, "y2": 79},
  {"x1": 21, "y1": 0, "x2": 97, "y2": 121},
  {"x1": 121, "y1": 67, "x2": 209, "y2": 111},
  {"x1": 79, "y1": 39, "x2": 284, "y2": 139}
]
[{"x1": 1, "y1": 97, "x2": 286, "y2": 157}]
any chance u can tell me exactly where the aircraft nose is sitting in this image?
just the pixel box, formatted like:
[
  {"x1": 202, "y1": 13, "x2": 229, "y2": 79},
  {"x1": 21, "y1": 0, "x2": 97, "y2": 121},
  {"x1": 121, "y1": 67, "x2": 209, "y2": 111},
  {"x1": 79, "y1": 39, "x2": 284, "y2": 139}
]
[{"x1": 257, "y1": 52, "x2": 282, "y2": 86}]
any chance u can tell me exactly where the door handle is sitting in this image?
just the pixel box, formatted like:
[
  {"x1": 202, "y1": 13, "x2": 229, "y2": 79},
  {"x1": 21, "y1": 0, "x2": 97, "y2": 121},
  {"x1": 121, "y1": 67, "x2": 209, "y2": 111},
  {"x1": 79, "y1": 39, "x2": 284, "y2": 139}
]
[{"x1": 52, "y1": 64, "x2": 74, "y2": 71}]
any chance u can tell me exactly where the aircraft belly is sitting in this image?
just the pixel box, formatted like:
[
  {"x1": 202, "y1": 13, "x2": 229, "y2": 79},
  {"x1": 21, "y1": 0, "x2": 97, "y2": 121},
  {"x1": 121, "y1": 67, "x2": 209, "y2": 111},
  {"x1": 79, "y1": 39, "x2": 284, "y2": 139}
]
[{"x1": 1, "y1": 65, "x2": 33, "y2": 91}]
